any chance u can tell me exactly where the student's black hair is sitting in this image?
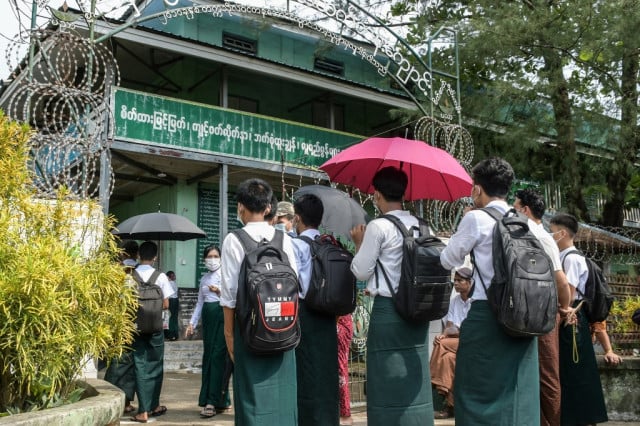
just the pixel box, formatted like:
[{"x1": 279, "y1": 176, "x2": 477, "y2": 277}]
[
  {"x1": 515, "y1": 188, "x2": 546, "y2": 220},
  {"x1": 471, "y1": 157, "x2": 514, "y2": 198},
  {"x1": 120, "y1": 240, "x2": 139, "y2": 259},
  {"x1": 293, "y1": 194, "x2": 324, "y2": 228},
  {"x1": 372, "y1": 166, "x2": 408, "y2": 202},
  {"x1": 264, "y1": 194, "x2": 278, "y2": 221},
  {"x1": 549, "y1": 213, "x2": 579, "y2": 237},
  {"x1": 202, "y1": 244, "x2": 220, "y2": 259},
  {"x1": 138, "y1": 241, "x2": 158, "y2": 261},
  {"x1": 236, "y1": 178, "x2": 273, "y2": 213}
]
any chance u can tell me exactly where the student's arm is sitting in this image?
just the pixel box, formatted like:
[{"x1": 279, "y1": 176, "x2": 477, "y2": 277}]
[
  {"x1": 223, "y1": 307, "x2": 235, "y2": 362},
  {"x1": 592, "y1": 321, "x2": 622, "y2": 366}
]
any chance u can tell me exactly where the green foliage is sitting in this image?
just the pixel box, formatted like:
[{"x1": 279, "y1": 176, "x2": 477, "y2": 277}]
[
  {"x1": 389, "y1": 0, "x2": 640, "y2": 225},
  {"x1": 0, "y1": 111, "x2": 138, "y2": 414},
  {"x1": 609, "y1": 295, "x2": 640, "y2": 333}
]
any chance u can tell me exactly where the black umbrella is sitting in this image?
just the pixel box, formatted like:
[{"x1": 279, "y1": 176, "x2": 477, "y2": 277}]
[
  {"x1": 112, "y1": 212, "x2": 206, "y2": 241},
  {"x1": 293, "y1": 185, "x2": 369, "y2": 241}
]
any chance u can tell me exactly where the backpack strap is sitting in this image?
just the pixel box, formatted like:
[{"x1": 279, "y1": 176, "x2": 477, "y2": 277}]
[
  {"x1": 131, "y1": 269, "x2": 161, "y2": 286},
  {"x1": 381, "y1": 214, "x2": 431, "y2": 238},
  {"x1": 232, "y1": 228, "x2": 286, "y2": 253}
]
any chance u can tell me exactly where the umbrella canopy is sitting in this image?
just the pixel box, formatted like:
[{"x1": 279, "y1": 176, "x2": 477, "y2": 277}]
[
  {"x1": 293, "y1": 185, "x2": 369, "y2": 241},
  {"x1": 319, "y1": 137, "x2": 472, "y2": 202},
  {"x1": 113, "y1": 212, "x2": 206, "y2": 241}
]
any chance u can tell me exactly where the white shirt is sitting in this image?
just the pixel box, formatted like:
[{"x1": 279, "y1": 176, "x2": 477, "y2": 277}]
[
  {"x1": 189, "y1": 270, "x2": 221, "y2": 327},
  {"x1": 291, "y1": 228, "x2": 321, "y2": 299},
  {"x1": 350, "y1": 210, "x2": 419, "y2": 297},
  {"x1": 220, "y1": 222, "x2": 298, "y2": 309},
  {"x1": 168, "y1": 279, "x2": 179, "y2": 299},
  {"x1": 134, "y1": 264, "x2": 175, "y2": 299},
  {"x1": 529, "y1": 221, "x2": 562, "y2": 271},
  {"x1": 559, "y1": 246, "x2": 588, "y2": 300},
  {"x1": 446, "y1": 294, "x2": 473, "y2": 329},
  {"x1": 440, "y1": 200, "x2": 510, "y2": 301}
]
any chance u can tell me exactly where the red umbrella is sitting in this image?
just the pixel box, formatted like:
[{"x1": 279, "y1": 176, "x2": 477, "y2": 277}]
[{"x1": 319, "y1": 137, "x2": 472, "y2": 202}]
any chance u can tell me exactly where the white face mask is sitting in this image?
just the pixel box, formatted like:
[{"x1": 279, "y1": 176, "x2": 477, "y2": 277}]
[
  {"x1": 274, "y1": 223, "x2": 287, "y2": 232},
  {"x1": 204, "y1": 258, "x2": 221, "y2": 272},
  {"x1": 236, "y1": 214, "x2": 244, "y2": 226}
]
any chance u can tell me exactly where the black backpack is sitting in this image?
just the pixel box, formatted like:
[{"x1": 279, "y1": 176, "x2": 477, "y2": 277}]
[
  {"x1": 475, "y1": 208, "x2": 558, "y2": 337},
  {"x1": 297, "y1": 234, "x2": 357, "y2": 316},
  {"x1": 233, "y1": 229, "x2": 301, "y2": 354},
  {"x1": 131, "y1": 269, "x2": 164, "y2": 334},
  {"x1": 375, "y1": 214, "x2": 452, "y2": 324},
  {"x1": 562, "y1": 250, "x2": 614, "y2": 323}
]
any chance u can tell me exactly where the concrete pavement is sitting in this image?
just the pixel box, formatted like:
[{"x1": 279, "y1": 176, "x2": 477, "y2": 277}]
[
  {"x1": 111, "y1": 371, "x2": 637, "y2": 425},
  {"x1": 114, "y1": 371, "x2": 455, "y2": 425}
]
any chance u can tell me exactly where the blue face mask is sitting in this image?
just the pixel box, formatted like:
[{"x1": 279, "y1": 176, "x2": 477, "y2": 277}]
[{"x1": 274, "y1": 223, "x2": 287, "y2": 232}]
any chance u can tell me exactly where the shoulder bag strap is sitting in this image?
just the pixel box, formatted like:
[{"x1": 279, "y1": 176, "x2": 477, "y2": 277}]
[
  {"x1": 147, "y1": 270, "x2": 161, "y2": 286},
  {"x1": 380, "y1": 214, "x2": 411, "y2": 237},
  {"x1": 375, "y1": 259, "x2": 397, "y2": 298},
  {"x1": 231, "y1": 228, "x2": 258, "y2": 253}
]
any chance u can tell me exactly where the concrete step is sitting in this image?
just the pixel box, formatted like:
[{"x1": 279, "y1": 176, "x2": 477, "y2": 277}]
[{"x1": 163, "y1": 340, "x2": 204, "y2": 372}]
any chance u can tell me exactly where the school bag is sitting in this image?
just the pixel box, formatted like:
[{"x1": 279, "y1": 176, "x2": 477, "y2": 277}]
[
  {"x1": 562, "y1": 250, "x2": 614, "y2": 323},
  {"x1": 474, "y1": 208, "x2": 558, "y2": 337},
  {"x1": 131, "y1": 269, "x2": 164, "y2": 334},
  {"x1": 375, "y1": 214, "x2": 452, "y2": 324},
  {"x1": 233, "y1": 229, "x2": 301, "y2": 354},
  {"x1": 297, "y1": 234, "x2": 357, "y2": 316}
]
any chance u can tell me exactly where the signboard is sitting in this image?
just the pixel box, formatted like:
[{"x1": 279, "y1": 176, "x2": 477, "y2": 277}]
[{"x1": 112, "y1": 87, "x2": 362, "y2": 167}]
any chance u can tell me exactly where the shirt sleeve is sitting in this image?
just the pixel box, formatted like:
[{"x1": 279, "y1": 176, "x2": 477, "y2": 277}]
[
  {"x1": 350, "y1": 220, "x2": 385, "y2": 281},
  {"x1": 440, "y1": 213, "x2": 480, "y2": 270},
  {"x1": 190, "y1": 277, "x2": 207, "y2": 327},
  {"x1": 157, "y1": 273, "x2": 175, "y2": 299},
  {"x1": 220, "y1": 233, "x2": 243, "y2": 309}
]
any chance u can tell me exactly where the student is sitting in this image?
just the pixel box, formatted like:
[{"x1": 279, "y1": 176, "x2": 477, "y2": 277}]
[
  {"x1": 549, "y1": 213, "x2": 608, "y2": 425},
  {"x1": 439, "y1": 157, "x2": 540, "y2": 425},
  {"x1": 430, "y1": 266, "x2": 473, "y2": 420},
  {"x1": 220, "y1": 178, "x2": 299, "y2": 425},
  {"x1": 350, "y1": 166, "x2": 434, "y2": 426},
  {"x1": 185, "y1": 245, "x2": 231, "y2": 418},
  {"x1": 130, "y1": 241, "x2": 174, "y2": 423},
  {"x1": 104, "y1": 239, "x2": 139, "y2": 415},
  {"x1": 291, "y1": 193, "x2": 339, "y2": 425},
  {"x1": 514, "y1": 188, "x2": 571, "y2": 426}
]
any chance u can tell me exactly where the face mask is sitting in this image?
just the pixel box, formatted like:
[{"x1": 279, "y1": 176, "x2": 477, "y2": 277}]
[
  {"x1": 204, "y1": 258, "x2": 221, "y2": 272},
  {"x1": 236, "y1": 214, "x2": 244, "y2": 226},
  {"x1": 274, "y1": 223, "x2": 287, "y2": 232},
  {"x1": 550, "y1": 230, "x2": 562, "y2": 243}
]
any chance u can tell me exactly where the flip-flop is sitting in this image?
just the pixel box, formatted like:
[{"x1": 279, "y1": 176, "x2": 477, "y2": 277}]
[
  {"x1": 124, "y1": 405, "x2": 136, "y2": 414},
  {"x1": 200, "y1": 406, "x2": 215, "y2": 418},
  {"x1": 215, "y1": 406, "x2": 232, "y2": 414},
  {"x1": 151, "y1": 406, "x2": 167, "y2": 417},
  {"x1": 129, "y1": 415, "x2": 147, "y2": 423}
]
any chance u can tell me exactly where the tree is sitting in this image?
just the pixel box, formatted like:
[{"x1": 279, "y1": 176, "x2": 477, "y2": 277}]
[{"x1": 391, "y1": 0, "x2": 640, "y2": 225}]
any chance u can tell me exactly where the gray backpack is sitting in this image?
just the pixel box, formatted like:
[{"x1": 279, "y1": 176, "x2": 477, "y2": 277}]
[
  {"x1": 132, "y1": 270, "x2": 164, "y2": 334},
  {"x1": 474, "y1": 208, "x2": 558, "y2": 337}
]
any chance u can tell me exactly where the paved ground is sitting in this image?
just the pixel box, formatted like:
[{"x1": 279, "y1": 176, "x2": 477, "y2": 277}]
[{"x1": 113, "y1": 371, "x2": 635, "y2": 425}]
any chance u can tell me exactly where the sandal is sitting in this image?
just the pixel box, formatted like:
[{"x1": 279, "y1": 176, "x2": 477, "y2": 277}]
[
  {"x1": 200, "y1": 406, "x2": 215, "y2": 418},
  {"x1": 215, "y1": 405, "x2": 232, "y2": 414},
  {"x1": 151, "y1": 405, "x2": 167, "y2": 417},
  {"x1": 129, "y1": 415, "x2": 148, "y2": 423},
  {"x1": 124, "y1": 405, "x2": 136, "y2": 414}
]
